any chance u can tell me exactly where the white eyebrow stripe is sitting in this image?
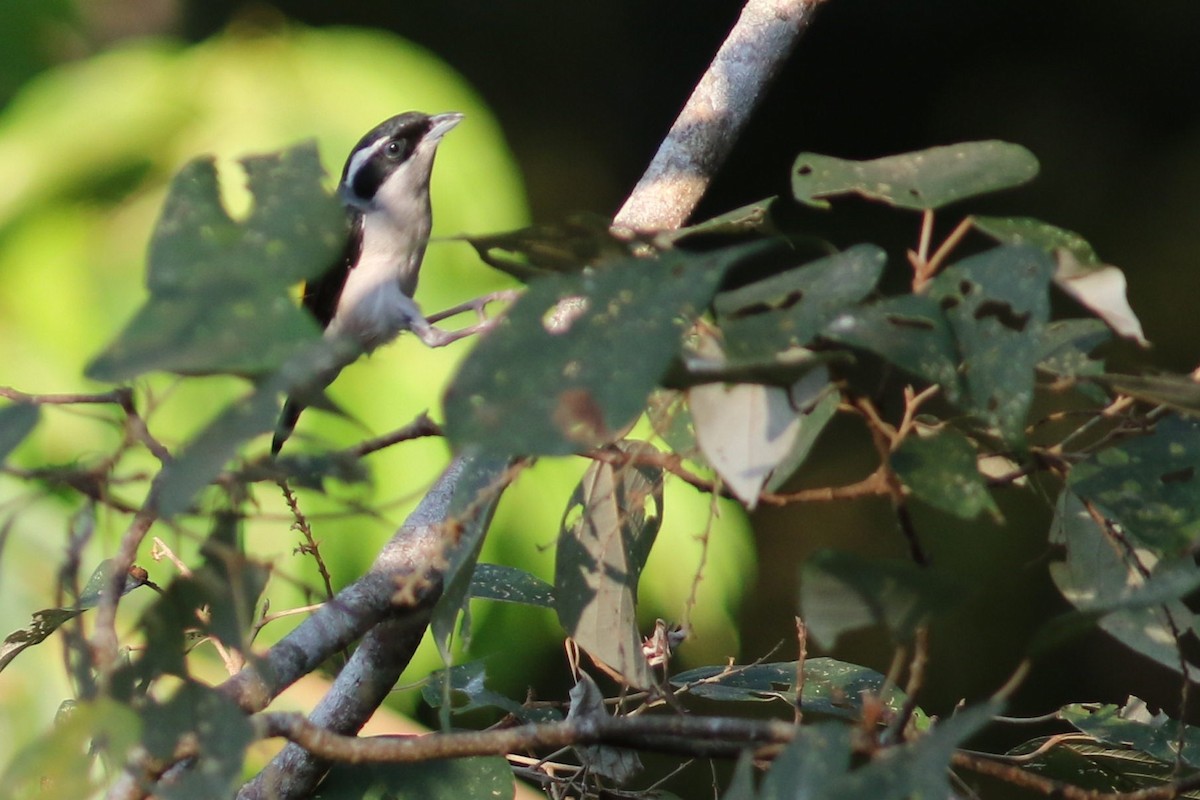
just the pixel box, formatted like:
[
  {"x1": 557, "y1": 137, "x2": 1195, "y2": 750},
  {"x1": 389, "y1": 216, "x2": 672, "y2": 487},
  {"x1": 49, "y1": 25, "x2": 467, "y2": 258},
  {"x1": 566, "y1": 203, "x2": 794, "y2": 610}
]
[{"x1": 344, "y1": 136, "x2": 389, "y2": 189}]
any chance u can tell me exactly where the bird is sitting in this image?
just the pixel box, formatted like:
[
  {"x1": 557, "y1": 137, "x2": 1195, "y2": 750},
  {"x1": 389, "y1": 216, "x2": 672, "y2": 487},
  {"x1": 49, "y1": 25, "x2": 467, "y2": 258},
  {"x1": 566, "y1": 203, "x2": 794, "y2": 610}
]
[{"x1": 271, "y1": 110, "x2": 475, "y2": 456}]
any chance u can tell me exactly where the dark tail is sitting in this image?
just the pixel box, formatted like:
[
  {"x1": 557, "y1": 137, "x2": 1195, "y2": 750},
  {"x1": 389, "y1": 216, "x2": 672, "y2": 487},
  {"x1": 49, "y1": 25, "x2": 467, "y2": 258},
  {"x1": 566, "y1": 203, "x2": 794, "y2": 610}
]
[{"x1": 271, "y1": 398, "x2": 304, "y2": 457}]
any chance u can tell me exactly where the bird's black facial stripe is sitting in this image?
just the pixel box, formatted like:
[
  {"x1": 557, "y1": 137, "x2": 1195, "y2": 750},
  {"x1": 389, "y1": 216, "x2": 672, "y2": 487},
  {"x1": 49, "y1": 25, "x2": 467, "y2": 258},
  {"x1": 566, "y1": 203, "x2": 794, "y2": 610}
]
[{"x1": 343, "y1": 115, "x2": 434, "y2": 204}]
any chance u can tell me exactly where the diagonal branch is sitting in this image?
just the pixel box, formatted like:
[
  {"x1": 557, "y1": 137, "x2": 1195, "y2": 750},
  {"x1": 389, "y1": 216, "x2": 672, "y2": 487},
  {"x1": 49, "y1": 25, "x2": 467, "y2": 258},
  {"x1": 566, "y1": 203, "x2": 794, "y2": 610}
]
[{"x1": 613, "y1": 0, "x2": 826, "y2": 231}]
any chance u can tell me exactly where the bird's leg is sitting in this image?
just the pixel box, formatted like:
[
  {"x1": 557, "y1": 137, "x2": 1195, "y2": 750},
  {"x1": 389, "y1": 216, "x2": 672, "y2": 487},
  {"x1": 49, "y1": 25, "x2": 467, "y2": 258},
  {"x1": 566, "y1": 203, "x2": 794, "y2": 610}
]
[
  {"x1": 413, "y1": 289, "x2": 519, "y2": 349},
  {"x1": 425, "y1": 289, "x2": 520, "y2": 325}
]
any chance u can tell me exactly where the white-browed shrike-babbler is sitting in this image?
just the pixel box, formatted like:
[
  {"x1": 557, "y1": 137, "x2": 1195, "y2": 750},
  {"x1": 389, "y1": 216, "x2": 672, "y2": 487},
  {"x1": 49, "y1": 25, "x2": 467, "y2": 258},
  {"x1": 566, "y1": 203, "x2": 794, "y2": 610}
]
[{"x1": 271, "y1": 111, "x2": 478, "y2": 456}]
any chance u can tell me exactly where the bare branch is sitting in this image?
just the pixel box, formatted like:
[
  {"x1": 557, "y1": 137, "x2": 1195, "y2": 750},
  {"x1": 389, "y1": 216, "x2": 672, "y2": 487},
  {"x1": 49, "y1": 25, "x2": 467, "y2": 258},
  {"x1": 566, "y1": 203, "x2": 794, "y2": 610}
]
[
  {"x1": 259, "y1": 711, "x2": 797, "y2": 763},
  {"x1": 613, "y1": 0, "x2": 826, "y2": 231}
]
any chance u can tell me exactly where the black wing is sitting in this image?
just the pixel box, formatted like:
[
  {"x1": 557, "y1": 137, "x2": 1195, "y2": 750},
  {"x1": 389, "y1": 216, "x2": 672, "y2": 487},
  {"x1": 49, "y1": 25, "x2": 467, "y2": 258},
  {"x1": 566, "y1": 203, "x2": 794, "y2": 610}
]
[{"x1": 301, "y1": 212, "x2": 364, "y2": 329}]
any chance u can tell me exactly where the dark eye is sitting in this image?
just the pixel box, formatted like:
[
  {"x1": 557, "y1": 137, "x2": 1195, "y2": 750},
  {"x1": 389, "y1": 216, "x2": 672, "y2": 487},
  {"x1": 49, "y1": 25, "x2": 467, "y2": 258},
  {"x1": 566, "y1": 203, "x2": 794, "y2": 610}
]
[{"x1": 384, "y1": 139, "x2": 408, "y2": 159}]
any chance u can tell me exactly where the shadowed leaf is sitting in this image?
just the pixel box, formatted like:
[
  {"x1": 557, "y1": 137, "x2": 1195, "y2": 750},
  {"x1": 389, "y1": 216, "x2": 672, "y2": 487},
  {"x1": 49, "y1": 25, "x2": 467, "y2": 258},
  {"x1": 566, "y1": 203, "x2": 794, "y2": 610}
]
[
  {"x1": 556, "y1": 442, "x2": 663, "y2": 688},
  {"x1": 314, "y1": 757, "x2": 514, "y2": 800},
  {"x1": 891, "y1": 429, "x2": 1000, "y2": 520}
]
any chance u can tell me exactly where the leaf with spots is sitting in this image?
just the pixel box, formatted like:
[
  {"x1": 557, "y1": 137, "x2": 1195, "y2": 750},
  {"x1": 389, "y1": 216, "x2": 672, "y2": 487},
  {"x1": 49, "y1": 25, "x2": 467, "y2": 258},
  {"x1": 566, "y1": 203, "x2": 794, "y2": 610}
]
[
  {"x1": 87, "y1": 142, "x2": 346, "y2": 381},
  {"x1": 891, "y1": 428, "x2": 1000, "y2": 520},
  {"x1": 444, "y1": 243, "x2": 766, "y2": 456},
  {"x1": 715, "y1": 244, "x2": 887, "y2": 363},
  {"x1": 927, "y1": 245, "x2": 1056, "y2": 444},
  {"x1": 792, "y1": 141, "x2": 1038, "y2": 211},
  {"x1": 1069, "y1": 414, "x2": 1200, "y2": 555},
  {"x1": 823, "y1": 293, "x2": 962, "y2": 403}
]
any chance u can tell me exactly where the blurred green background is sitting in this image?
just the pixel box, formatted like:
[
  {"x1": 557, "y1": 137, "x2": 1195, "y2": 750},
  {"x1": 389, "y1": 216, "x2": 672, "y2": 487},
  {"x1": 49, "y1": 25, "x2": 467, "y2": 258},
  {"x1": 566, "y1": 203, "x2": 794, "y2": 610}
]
[{"x1": 1, "y1": 0, "x2": 1199, "y2": 785}]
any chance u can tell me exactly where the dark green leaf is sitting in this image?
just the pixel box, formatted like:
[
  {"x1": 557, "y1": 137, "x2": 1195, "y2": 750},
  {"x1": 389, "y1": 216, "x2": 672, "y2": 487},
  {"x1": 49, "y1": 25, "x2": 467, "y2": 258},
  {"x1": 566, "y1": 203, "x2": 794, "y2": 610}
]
[
  {"x1": 1070, "y1": 414, "x2": 1200, "y2": 554},
  {"x1": 445, "y1": 244, "x2": 761, "y2": 456},
  {"x1": 891, "y1": 429, "x2": 1000, "y2": 520},
  {"x1": 87, "y1": 142, "x2": 345, "y2": 381},
  {"x1": 664, "y1": 198, "x2": 777, "y2": 244},
  {"x1": 1, "y1": 559, "x2": 149, "y2": 675},
  {"x1": 759, "y1": 722, "x2": 853, "y2": 800},
  {"x1": 0, "y1": 402, "x2": 38, "y2": 464},
  {"x1": 1061, "y1": 699, "x2": 1200, "y2": 769},
  {"x1": 464, "y1": 214, "x2": 633, "y2": 281},
  {"x1": 154, "y1": 336, "x2": 359, "y2": 518},
  {"x1": 555, "y1": 441, "x2": 663, "y2": 688},
  {"x1": 1045, "y1": 490, "x2": 1200, "y2": 677},
  {"x1": 1038, "y1": 319, "x2": 1111, "y2": 380},
  {"x1": 973, "y1": 215, "x2": 1100, "y2": 265},
  {"x1": 141, "y1": 681, "x2": 253, "y2": 800},
  {"x1": 800, "y1": 550, "x2": 962, "y2": 647},
  {"x1": 314, "y1": 754, "x2": 515, "y2": 799},
  {"x1": 823, "y1": 294, "x2": 962, "y2": 403},
  {"x1": 671, "y1": 657, "x2": 928, "y2": 728},
  {"x1": 468, "y1": 563, "x2": 555, "y2": 608},
  {"x1": 793, "y1": 141, "x2": 1038, "y2": 211},
  {"x1": 717, "y1": 244, "x2": 887, "y2": 362},
  {"x1": 1014, "y1": 737, "x2": 1191, "y2": 794},
  {"x1": 927, "y1": 245, "x2": 1056, "y2": 443},
  {"x1": 422, "y1": 660, "x2": 557, "y2": 722},
  {"x1": 428, "y1": 456, "x2": 515, "y2": 664},
  {"x1": 721, "y1": 753, "x2": 758, "y2": 800}
]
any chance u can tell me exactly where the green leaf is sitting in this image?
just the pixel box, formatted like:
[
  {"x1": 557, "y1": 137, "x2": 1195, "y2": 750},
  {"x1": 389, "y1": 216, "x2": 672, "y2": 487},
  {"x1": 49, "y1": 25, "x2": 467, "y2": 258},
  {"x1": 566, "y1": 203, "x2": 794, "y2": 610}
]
[
  {"x1": 973, "y1": 216, "x2": 1146, "y2": 345},
  {"x1": 759, "y1": 722, "x2": 853, "y2": 800},
  {"x1": 664, "y1": 197, "x2": 777, "y2": 244},
  {"x1": 1045, "y1": 490, "x2": 1200, "y2": 678},
  {"x1": 1061, "y1": 698, "x2": 1200, "y2": 769},
  {"x1": 671, "y1": 657, "x2": 928, "y2": 728},
  {"x1": 721, "y1": 753, "x2": 757, "y2": 800},
  {"x1": 1038, "y1": 319, "x2": 1111, "y2": 380},
  {"x1": 717, "y1": 244, "x2": 887, "y2": 363},
  {"x1": 800, "y1": 550, "x2": 962, "y2": 647},
  {"x1": 1070, "y1": 414, "x2": 1200, "y2": 554},
  {"x1": 792, "y1": 141, "x2": 1038, "y2": 211},
  {"x1": 972, "y1": 215, "x2": 1100, "y2": 264},
  {"x1": 927, "y1": 245, "x2": 1056, "y2": 443},
  {"x1": 87, "y1": 142, "x2": 345, "y2": 381},
  {"x1": 141, "y1": 681, "x2": 253, "y2": 800},
  {"x1": 429, "y1": 456, "x2": 514, "y2": 664},
  {"x1": 422, "y1": 660, "x2": 557, "y2": 722},
  {"x1": 823, "y1": 294, "x2": 962, "y2": 403},
  {"x1": 314, "y1": 756, "x2": 514, "y2": 800},
  {"x1": 0, "y1": 402, "x2": 38, "y2": 464},
  {"x1": 464, "y1": 213, "x2": 632, "y2": 281},
  {"x1": 555, "y1": 441, "x2": 663, "y2": 688},
  {"x1": 1094, "y1": 373, "x2": 1200, "y2": 416},
  {"x1": 445, "y1": 244, "x2": 761, "y2": 456},
  {"x1": 1013, "y1": 737, "x2": 1194, "y2": 794},
  {"x1": 153, "y1": 336, "x2": 360, "y2": 518},
  {"x1": 891, "y1": 429, "x2": 1000, "y2": 520},
  {"x1": 468, "y1": 563, "x2": 555, "y2": 608}
]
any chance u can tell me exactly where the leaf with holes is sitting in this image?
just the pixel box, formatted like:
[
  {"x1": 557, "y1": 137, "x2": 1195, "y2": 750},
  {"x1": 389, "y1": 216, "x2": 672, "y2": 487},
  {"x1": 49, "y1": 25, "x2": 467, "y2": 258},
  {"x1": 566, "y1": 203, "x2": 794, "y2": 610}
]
[
  {"x1": 823, "y1": 294, "x2": 963, "y2": 403},
  {"x1": 927, "y1": 245, "x2": 1056, "y2": 443},
  {"x1": 792, "y1": 141, "x2": 1038, "y2": 211},
  {"x1": 1046, "y1": 490, "x2": 1200, "y2": 680},
  {"x1": 555, "y1": 442, "x2": 663, "y2": 688},
  {"x1": 973, "y1": 216, "x2": 1147, "y2": 345},
  {"x1": 87, "y1": 142, "x2": 345, "y2": 381},
  {"x1": 891, "y1": 429, "x2": 1000, "y2": 520},
  {"x1": 1069, "y1": 414, "x2": 1200, "y2": 555},
  {"x1": 716, "y1": 244, "x2": 887, "y2": 363},
  {"x1": 1060, "y1": 698, "x2": 1200, "y2": 769},
  {"x1": 445, "y1": 243, "x2": 766, "y2": 456}
]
